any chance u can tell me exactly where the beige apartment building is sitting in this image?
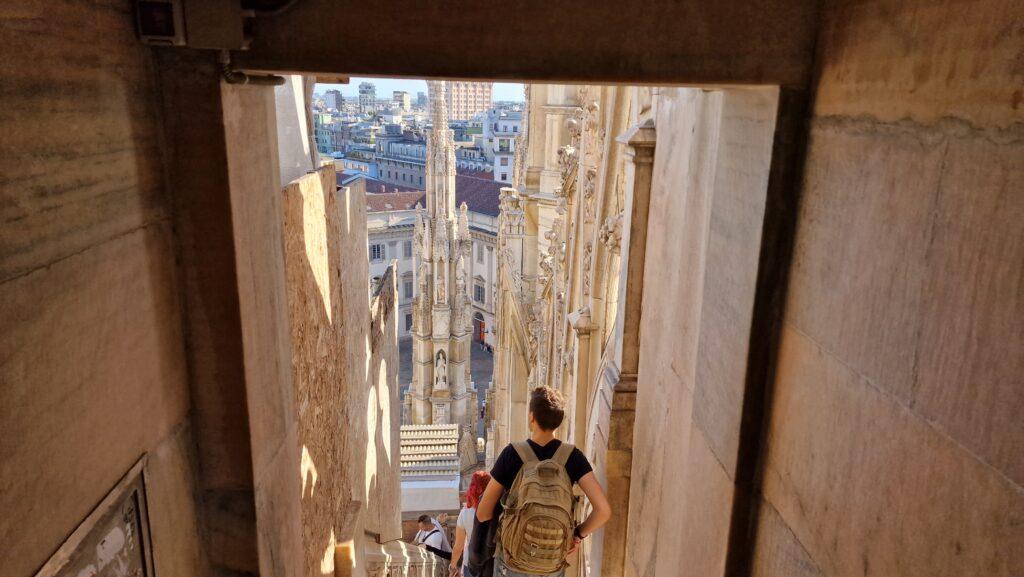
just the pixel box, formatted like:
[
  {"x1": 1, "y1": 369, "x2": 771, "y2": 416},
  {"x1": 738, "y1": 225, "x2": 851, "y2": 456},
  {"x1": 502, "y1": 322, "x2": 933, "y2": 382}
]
[{"x1": 446, "y1": 81, "x2": 493, "y2": 120}]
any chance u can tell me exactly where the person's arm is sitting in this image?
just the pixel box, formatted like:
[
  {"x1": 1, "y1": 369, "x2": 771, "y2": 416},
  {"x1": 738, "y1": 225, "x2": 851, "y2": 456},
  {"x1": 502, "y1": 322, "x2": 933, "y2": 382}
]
[
  {"x1": 424, "y1": 533, "x2": 452, "y2": 560},
  {"x1": 449, "y1": 524, "x2": 467, "y2": 573},
  {"x1": 566, "y1": 472, "x2": 612, "y2": 556},
  {"x1": 476, "y1": 479, "x2": 505, "y2": 522}
]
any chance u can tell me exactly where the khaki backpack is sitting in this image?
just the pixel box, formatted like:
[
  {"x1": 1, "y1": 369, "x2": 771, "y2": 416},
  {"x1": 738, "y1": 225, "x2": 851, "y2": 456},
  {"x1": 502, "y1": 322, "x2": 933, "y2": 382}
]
[{"x1": 499, "y1": 441, "x2": 576, "y2": 574}]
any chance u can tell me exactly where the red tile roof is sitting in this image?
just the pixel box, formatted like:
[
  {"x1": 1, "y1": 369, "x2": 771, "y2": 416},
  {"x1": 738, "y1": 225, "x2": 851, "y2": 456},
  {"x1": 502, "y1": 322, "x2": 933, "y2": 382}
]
[
  {"x1": 352, "y1": 173, "x2": 504, "y2": 217},
  {"x1": 454, "y1": 174, "x2": 502, "y2": 217},
  {"x1": 340, "y1": 172, "x2": 421, "y2": 194},
  {"x1": 365, "y1": 190, "x2": 426, "y2": 213},
  {"x1": 457, "y1": 168, "x2": 494, "y2": 180}
]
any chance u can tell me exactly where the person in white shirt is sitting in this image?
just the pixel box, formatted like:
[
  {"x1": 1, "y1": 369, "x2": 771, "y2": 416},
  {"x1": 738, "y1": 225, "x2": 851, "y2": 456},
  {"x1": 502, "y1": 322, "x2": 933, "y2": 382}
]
[
  {"x1": 416, "y1": 515, "x2": 452, "y2": 561},
  {"x1": 450, "y1": 471, "x2": 491, "y2": 577}
]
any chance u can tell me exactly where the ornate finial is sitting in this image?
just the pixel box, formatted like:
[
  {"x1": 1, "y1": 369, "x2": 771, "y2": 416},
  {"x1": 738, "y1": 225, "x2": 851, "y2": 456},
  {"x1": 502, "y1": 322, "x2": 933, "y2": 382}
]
[
  {"x1": 581, "y1": 241, "x2": 594, "y2": 296},
  {"x1": 600, "y1": 211, "x2": 624, "y2": 253}
]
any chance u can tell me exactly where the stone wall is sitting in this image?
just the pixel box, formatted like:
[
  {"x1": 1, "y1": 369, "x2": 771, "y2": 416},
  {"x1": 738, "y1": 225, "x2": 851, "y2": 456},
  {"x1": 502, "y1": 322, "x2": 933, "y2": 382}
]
[
  {"x1": 280, "y1": 166, "x2": 371, "y2": 576},
  {"x1": 0, "y1": 2, "x2": 205, "y2": 576},
  {"x1": 625, "y1": 1, "x2": 1023, "y2": 576},
  {"x1": 624, "y1": 87, "x2": 781, "y2": 577},
  {"x1": 754, "y1": 0, "x2": 1024, "y2": 575},
  {"x1": 364, "y1": 263, "x2": 404, "y2": 544}
]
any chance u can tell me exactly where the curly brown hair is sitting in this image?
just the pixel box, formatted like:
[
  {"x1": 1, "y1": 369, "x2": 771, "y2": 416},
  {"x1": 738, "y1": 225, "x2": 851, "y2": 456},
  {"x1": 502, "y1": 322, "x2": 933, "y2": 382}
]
[{"x1": 529, "y1": 386, "x2": 566, "y2": 431}]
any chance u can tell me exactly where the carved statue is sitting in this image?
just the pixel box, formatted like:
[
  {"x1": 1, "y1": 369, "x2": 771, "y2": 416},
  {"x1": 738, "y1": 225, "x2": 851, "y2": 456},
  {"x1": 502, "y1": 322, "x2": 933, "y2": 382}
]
[
  {"x1": 458, "y1": 202, "x2": 470, "y2": 242},
  {"x1": 436, "y1": 266, "x2": 447, "y2": 303},
  {"x1": 434, "y1": 218, "x2": 449, "y2": 262},
  {"x1": 600, "y1": 211, "x2": 624, "y2": 253},
  {"x1": 414, "y1": 208, "x2": 424, "y2": 255},
  {"x1": 421, "y1": 214, "x2": 432, "y2": 261},
  {"x1": 418, "y1": 261, "x2": 429, "y2": 294},
  {"x1": 455, "y1": 255, "x2": 467, "y2": 296},
  {"x1": 582, "y1": 241, "x2": 594, "y2": 296},
  {"x1": 582, "y1": 166, "x2": 597, "y2": 222},
  {"x1": 435, "y1": 351, "x2": 448, "y2": 392}
]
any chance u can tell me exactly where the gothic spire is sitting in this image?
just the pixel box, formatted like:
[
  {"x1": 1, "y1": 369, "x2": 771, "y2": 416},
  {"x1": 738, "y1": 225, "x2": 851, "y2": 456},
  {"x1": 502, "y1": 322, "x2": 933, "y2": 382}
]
[{"x1": 426, "y1": 80, "x2": 457, "y2": 219}]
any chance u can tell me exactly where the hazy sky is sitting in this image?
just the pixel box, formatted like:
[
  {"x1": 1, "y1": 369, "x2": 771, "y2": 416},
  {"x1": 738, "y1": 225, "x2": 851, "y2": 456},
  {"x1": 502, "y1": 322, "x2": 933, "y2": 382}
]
[{"x1": 316, "y1": 77, "x2": 525, "y2": 102}]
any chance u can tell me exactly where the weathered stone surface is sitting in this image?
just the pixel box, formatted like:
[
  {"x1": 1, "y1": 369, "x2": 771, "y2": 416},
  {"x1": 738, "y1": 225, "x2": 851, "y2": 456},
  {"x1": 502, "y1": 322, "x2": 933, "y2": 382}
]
[
  {"x1": 654, "y1": 428, "x2": 733, "y2": 577},
  {"x1": 0, "y1": 226, "x2": 191, "y2": 577},
  {"x1": 365, "y1": 261, "x2": 403, "y2": 542},
  {"x1": 626, "y1": 88, "x2": 719, "y2": 577},
  {"x1": 785, "y1": 122, "x2": 944, "y2": 404},
  {"x1": 236, "y1": 0, "x2": 819, "y2": 87},
  {"x1": 813, "y1": 0, "x2": 1024, "y2": 128},
  {"x1": 0, "y1": 0, "x2": 167, "y2": 282},
  {"x1": 692, "y1": 87, "x2": 778, "y2": 477},
  {"x1": 158, "y1": 51, "x2": 255, "y2": 494},
  {"x1": 762, "y1": 326, "x2": 1024, "y2": 577},
  {"x1": 222, "y1": 81, "x2": 305, "y2": 577},
  {"x1": 281, "y1": 166, "x2": 363, "y2": 576},
  {"x1": 146, "y1": 424, "x2": 208, "y2": 577},
  {"x1": 750, "y1": 501, "x2": 821, "y2": 577},
  {"x1": 911, "y1": 136, "x2": 1024, "y2": 486}
]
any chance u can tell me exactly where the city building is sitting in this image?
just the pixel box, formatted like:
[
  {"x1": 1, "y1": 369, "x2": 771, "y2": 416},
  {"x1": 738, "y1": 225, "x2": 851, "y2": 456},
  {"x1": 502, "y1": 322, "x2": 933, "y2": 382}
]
[
  {"x1": 393, "y1": 90, "x2": 411, "y2": 112},
  {"x1": 322, "y1": 88, "x2": 342, "y2": 110},
  {"x1": 330, "y1": 151, "x2": 378, "y2": 178},
  {"x1": 360, "y1": 174, "x2": 500, "y2": 348},
  {"x1": 358, "y1": 81, "x2": 376, "y2": 113},
  {"x1": 416, "y1": 91, "x2": 427, "y2": 107},
  {"x1": 312, "y1": 112, "x2": 332, "y2": 153},
  {"x1": 446, "y1": 81, "x2": 492, "y2": 120},
  {"x1": 482, "y1": 108, "x2": 521, "y2": 183}
]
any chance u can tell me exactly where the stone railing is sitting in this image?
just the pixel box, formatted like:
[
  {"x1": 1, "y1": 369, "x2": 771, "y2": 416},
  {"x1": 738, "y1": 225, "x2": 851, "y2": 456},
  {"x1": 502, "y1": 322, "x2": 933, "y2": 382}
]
[{"x1": 364, "y1": 540, "x2": 447, "y2": 577}]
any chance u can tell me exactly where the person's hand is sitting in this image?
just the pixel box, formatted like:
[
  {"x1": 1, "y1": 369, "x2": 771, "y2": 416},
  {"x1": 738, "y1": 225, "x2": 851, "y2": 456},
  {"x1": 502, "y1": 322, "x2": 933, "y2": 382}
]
[
  {"x1": 417, "y1": 542, "x2": 427, "y2": 549},
  {"x1": 565, "y1": 535, "x2": 582, "y2": 558},
  {"x1": 438, "y1": 513, "x2": 450, "y2": 523},
  {"x1": 448, "y1": 564, "x2": 462, "y2": 577}
]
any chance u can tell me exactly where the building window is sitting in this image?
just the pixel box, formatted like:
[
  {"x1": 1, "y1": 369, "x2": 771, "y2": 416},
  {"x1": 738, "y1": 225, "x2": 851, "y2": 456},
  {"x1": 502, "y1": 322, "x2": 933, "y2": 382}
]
[
  {"x1": 500, "y1": 157, "x2": 509, "y2": 166},
  {"x1": 404, "y1": 280, "x2": 414, "y2": 299},
  {"x1": 513, "y1": 126, "x2": 519, "y2": 133},
  {"x1": 370, "y1": 243, "x2": 384, "y2": 261},
  {"x1": 419, "y1": 176, "x2": 423, "y2": 185},
  {"x1": 500, "y1": 173, "x2": 508, "y2": 181},
  {"x1": 477, "y1": 243, "x2": 484, "y2": 263},
  {"x1": 403, "y1": 240, "x2": 413, "y2": 258},
  {"x1": 474, "y1": 284, "x2": 486, "y2": 304},
  {"x1": 405, "y1": 313, "x2": 413, "y2": 331}
]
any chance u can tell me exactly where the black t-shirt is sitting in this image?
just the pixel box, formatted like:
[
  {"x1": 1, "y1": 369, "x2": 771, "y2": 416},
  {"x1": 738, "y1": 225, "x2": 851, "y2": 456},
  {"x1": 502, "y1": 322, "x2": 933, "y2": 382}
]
[{"x1": 490, "y1": 439, "x2": 593, "y2": 488}]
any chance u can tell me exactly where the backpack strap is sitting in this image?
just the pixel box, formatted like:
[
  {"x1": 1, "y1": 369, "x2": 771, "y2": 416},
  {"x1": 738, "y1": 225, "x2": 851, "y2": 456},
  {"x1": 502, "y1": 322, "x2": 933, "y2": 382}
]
[
  {"x1": 512, "y1": 440, "x2": 537, "y2": 463},
  {"x1": 552, "y1": 442, "x2": 575, "y2": 467}
]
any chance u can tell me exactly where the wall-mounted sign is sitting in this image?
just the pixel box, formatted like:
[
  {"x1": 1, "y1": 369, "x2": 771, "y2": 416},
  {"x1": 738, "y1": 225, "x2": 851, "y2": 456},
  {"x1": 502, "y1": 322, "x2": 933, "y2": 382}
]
[{"x1": 34, "y1": 457, "x2": 154, "y2": 577}]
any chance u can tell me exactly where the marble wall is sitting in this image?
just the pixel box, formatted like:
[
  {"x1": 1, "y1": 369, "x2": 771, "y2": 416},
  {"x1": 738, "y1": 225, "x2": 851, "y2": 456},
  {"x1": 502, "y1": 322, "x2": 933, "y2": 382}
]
[{"x1": 0, "y1": 3, "x2": 205, "y2": 576}]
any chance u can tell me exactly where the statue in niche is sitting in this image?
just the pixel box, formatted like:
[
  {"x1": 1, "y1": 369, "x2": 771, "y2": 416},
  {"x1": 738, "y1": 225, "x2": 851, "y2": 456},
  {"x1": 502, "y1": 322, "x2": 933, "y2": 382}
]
[
  {"x1": 455, "y1": 255, "x2": 467, "y2": 296},
  {"x1": 436, "y1": 267, "x2": 447, "y2": 303},
  {"x1": 421, "y1": 213, "x2": 432, "y2": 261},
  {"x1": 582, "y1": 241, "x2": 593, "y2": 296},
  {"x1": 435, "y1": 351, "x2": 448, "y2": 392},
  {"x1": 418, "y1": 261, "x2": 429, "y2": 298},
  {"x1": 434, "y1": 218, "x2": 449, "y2": 261}
]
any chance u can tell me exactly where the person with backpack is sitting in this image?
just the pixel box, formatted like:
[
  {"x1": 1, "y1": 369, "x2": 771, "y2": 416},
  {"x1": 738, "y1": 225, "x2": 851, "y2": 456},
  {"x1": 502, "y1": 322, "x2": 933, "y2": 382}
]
[
  {"x1": 473, "y1": 386, "x2": 612, "y2": 577},
  {"x1": 416, "y1": 514, "x2": 453, "y2": 561}
]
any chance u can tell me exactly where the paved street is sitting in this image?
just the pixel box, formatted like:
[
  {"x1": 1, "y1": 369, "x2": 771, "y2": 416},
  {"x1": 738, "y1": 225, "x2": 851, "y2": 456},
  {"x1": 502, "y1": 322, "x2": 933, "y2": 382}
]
[{"x1": 399, "y1": 337, "x2": 494, "y2": 438}]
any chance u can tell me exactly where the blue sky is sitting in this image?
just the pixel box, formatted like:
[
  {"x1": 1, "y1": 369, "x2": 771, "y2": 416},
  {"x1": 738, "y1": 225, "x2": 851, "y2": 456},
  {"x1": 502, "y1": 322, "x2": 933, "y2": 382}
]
[{"x1": 316, "y1": 77, "x2": 525, "y2": 102}]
